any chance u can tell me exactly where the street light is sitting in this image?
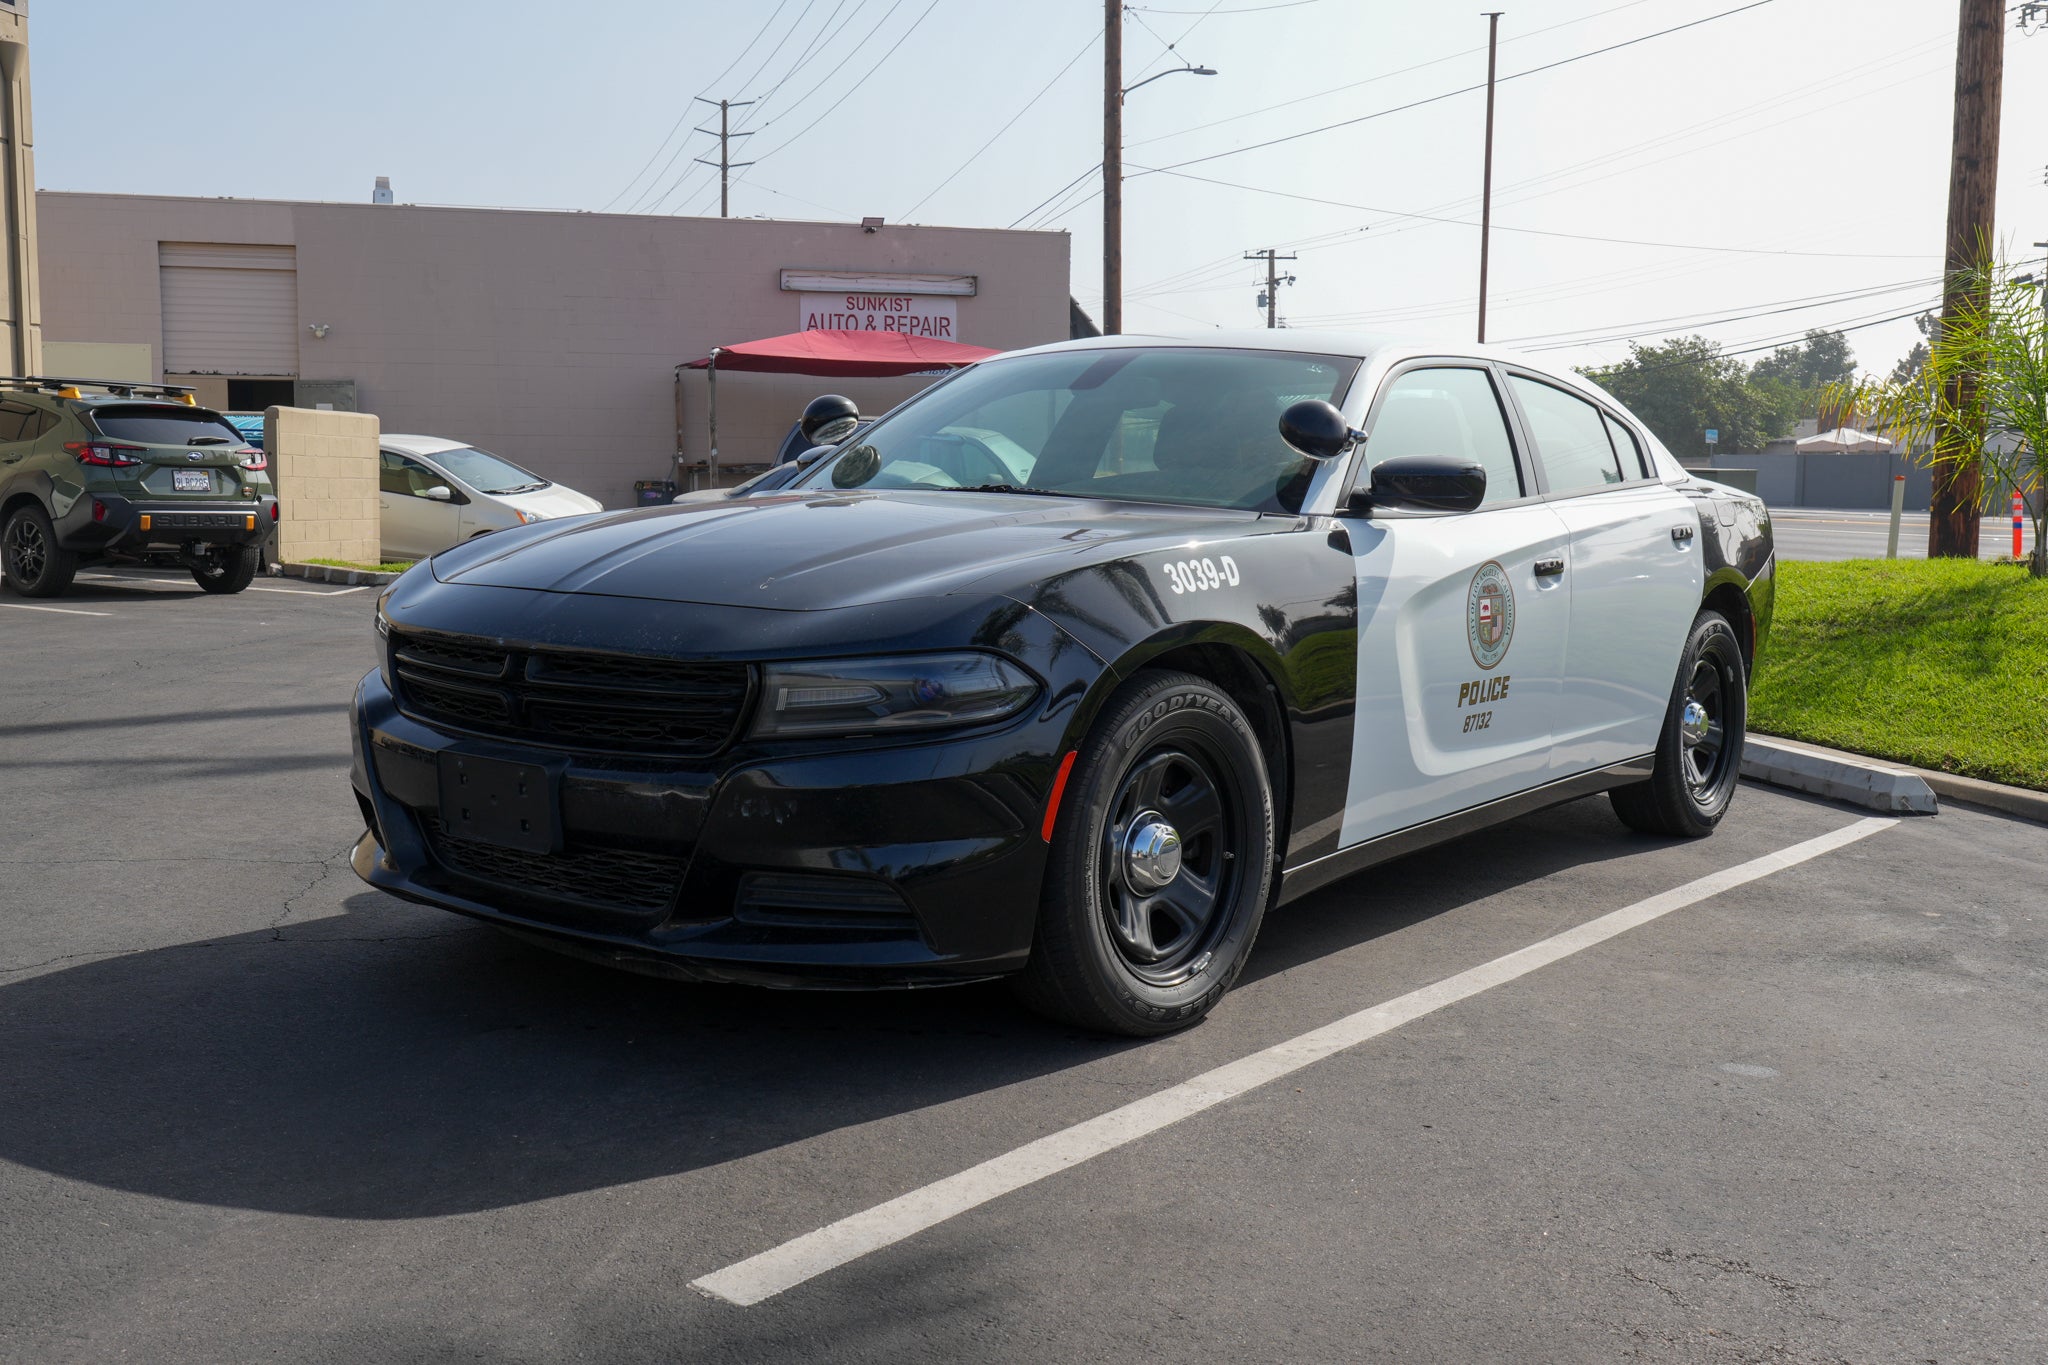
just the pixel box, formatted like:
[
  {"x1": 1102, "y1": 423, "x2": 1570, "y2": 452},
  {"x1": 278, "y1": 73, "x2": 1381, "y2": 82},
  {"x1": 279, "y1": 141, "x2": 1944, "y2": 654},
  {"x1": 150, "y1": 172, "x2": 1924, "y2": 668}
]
[{"x1": 1104, "y1": 0, "x2": 1217, "y2": 335}]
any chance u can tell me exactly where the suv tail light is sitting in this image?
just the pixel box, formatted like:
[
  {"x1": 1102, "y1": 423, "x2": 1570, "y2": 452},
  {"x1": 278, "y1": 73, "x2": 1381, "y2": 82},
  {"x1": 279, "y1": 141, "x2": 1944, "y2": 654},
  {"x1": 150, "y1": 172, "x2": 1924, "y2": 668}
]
[
  {"x1": 65, "y1": 440, "x2": 144, "y2": 467},
  {"x1": 236, "y1": 447, "x2": 268, "y2": 471}
]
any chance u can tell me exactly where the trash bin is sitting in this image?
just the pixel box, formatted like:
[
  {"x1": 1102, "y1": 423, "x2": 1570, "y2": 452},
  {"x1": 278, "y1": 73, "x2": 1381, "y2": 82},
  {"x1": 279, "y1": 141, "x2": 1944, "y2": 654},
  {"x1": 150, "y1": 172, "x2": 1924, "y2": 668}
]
[{"x1": 633, "y1": 479, "x2": 678, "y2": 506}]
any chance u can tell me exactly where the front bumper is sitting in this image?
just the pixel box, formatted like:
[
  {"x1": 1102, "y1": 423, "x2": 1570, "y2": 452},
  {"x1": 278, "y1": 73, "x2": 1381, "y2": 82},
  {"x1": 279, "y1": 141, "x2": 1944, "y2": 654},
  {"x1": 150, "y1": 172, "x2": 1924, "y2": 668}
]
[
  {"x1": 57, "y1": 492, "x2": 276, "y2": 555},
  {"x1": 348, "y1": 667, "x2": 1056, "y2": 988}
]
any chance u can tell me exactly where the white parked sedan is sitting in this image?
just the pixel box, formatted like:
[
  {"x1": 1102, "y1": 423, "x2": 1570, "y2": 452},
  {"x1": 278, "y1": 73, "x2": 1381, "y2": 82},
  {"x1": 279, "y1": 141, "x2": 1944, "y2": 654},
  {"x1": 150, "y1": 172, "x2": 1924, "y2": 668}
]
[{"x1": 377, "y1": 436, "x2": 602, "y2": 561}]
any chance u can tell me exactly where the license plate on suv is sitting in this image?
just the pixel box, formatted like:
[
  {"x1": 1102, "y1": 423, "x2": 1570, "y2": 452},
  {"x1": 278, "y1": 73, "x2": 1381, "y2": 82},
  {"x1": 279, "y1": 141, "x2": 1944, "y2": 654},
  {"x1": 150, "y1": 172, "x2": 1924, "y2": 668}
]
[{"x1": 172, "y1": 470, "x2": 211, "y2": 492}]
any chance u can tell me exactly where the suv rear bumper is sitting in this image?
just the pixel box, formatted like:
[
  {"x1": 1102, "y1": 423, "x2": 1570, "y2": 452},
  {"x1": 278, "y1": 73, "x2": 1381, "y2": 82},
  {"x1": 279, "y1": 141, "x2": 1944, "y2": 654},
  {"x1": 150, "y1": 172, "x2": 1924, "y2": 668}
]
[{"x1": 56, "y1": 492, "x2": 276, "y2": 555}]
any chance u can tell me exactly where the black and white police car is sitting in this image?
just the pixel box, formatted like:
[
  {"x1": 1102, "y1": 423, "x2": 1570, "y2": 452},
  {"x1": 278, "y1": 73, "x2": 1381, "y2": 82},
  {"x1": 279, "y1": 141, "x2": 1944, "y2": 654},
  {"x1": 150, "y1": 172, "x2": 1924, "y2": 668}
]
[{"x1": 351, "y1": 333, "x2": 1772, "y2": 1036}]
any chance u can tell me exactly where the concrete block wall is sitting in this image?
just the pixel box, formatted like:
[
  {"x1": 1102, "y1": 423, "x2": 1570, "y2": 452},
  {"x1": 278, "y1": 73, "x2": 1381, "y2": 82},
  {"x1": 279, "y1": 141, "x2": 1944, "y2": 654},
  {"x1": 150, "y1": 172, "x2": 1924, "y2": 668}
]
[{"x1": 270, "y1": 405, "x2": 379, "y2": 566}]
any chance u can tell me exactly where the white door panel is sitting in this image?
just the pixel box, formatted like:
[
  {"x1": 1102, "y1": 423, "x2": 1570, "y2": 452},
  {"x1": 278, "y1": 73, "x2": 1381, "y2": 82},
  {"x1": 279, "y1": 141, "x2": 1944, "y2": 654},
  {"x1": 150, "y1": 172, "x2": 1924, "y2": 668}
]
[
  {"x1": 1340, "y1": 502, "x2": 1572, "y2": 847},
  {"x1": 1549, "y1": 486, "x2": 1704, "y2": 775}
]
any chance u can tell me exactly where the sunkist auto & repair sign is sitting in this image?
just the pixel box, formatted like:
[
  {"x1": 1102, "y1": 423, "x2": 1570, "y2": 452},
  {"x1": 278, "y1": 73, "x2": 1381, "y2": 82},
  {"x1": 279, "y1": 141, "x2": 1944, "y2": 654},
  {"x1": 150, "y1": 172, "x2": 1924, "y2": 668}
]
[{"x1": 799, "y1": 293, "x2": 957, "y2": 339}]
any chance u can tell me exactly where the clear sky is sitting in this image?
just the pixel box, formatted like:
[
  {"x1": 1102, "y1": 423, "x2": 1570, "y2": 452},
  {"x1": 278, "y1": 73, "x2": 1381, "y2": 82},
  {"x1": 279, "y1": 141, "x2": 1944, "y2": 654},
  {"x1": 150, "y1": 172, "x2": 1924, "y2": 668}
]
[{"x1": 31, "y1": 0, "x2": 2048, "y2": 377}]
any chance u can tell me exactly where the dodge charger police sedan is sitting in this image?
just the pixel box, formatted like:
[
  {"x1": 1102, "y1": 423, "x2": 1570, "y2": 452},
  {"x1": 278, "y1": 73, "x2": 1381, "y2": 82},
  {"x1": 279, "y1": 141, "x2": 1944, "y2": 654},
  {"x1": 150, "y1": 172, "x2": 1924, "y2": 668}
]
[{"x1": 350, "y1": 333, "x2": 1772, "y2": 1036}]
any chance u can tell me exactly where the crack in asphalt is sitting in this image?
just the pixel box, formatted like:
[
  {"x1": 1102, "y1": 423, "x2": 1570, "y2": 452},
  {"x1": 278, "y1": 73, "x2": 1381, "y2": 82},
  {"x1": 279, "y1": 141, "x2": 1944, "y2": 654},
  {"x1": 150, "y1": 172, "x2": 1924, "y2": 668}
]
[{"x1": 269, "y1": 842, "x2": 357, "y2": 940}]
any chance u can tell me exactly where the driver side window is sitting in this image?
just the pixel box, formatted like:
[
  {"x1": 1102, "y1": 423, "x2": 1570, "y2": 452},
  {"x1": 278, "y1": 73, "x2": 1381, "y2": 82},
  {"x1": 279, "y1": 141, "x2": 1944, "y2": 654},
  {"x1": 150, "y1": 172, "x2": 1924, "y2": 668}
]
[
  {"x1": 1364, "y1": 367, "x2": 1524, "y2": 506},
  {"x1": 379, "y1": 451, "x2": 442, "y2": 499}
]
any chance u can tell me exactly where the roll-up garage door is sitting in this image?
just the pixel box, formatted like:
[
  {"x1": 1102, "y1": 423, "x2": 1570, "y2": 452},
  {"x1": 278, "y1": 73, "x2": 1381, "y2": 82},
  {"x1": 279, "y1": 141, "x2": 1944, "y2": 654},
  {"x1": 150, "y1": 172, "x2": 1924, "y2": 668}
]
[{"x1": 159, "y1": 243, "x2": 298, "y2": 375}]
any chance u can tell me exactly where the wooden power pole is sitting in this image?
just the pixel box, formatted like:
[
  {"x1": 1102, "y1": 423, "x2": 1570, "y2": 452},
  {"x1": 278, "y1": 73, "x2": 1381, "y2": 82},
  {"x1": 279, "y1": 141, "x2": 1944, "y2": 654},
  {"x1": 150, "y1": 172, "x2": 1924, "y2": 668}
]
[
  {"x1": 1245, "y1": 248, "x2": 1296, "y2": 328},
  {"x1": 1103, "y1": 0, "x2": 1123, "y2": 336},
  {"x1": 1931, "y1": 0, "x2": 2005, "y2": 558}
]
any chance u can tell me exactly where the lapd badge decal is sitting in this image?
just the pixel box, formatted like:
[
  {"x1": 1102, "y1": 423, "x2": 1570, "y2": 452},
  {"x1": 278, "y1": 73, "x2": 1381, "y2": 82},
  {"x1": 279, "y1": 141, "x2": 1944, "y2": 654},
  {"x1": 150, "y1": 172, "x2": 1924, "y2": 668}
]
[{"x1": 1466, "y1": 560, "x2": 1515, "y2": 670}]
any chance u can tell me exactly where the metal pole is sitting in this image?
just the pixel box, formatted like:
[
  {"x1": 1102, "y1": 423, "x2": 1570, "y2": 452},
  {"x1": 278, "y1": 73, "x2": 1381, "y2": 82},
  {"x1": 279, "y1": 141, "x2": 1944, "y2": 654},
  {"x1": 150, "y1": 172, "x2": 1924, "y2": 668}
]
[
  {"x1": 1887, "y1": 473, "x2": 1906, "y2": 558},
  {"x1": 1477, "y1": 11, "x2": 1503, "y2": 343},
  {"x1": 719, "y1": 100, "x2": 731, "y2": 218},
  {"x1": 707, "y1": 350, "x2": 720, "y2": 489},
  {"x1": 1103, "y1": 0, "x2": 1123, "y2": 336}
]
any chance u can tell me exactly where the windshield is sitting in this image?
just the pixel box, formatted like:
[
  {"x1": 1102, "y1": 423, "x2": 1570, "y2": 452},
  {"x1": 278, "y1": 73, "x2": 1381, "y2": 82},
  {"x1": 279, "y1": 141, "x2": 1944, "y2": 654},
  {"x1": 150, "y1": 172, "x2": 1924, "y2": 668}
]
[
  {"x1": 799, "y1": 347, "x2": 1361, "y2": 514},
  {"x1": 91, "y1": 406, "x2": 248, "y2": 447},
  {"x1": 431, "y1": 446, "x2": 547, "y2": 494}
]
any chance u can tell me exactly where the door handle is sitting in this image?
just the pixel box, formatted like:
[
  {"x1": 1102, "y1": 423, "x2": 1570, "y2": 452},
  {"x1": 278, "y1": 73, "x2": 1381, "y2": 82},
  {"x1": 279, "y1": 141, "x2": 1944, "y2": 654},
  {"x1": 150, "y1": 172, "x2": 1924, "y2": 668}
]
[
  {"x1": 1534, "y1": 557, "x2": 1565, "y2": 577},
  {"x1": 1670, "y1": 524, "x2": 1695, "y2": 544}
]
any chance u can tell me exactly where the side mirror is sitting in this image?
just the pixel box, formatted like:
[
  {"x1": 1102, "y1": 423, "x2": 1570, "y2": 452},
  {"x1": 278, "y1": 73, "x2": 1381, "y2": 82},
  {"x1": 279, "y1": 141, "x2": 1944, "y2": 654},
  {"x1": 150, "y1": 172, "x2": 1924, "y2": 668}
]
[
  {"x1": 800, "y1": 394, "x2": 861, "y2": 447},
  {"x1": 1278, "y1": 399, "x2": 1361, "y2": 462},
  {"x1": 794, "y1": 444, "x2": 835, "y2": 469},
  {"x1": 422, "y1": 485, "x2": 455, "y2": 502},
  {"x1": 1347, "y1": 456, "x2": 1487, "y2": 515}
]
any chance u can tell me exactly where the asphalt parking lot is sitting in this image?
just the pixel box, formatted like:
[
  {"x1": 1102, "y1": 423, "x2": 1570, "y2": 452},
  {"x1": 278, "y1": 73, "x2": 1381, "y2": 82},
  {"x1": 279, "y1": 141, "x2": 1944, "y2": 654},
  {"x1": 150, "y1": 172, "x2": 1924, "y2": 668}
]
[{"x1": 3, "y1": 571, "x2": 2044, "y2": 1364}]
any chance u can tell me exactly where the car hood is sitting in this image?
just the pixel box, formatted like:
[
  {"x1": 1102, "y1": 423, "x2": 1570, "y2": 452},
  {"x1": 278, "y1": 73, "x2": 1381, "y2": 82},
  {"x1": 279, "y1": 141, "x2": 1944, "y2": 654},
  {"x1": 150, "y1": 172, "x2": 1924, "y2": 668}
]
[
  {"x1": 491, "y1": 485, "x2": 603, "y2": 517},
  {"x1": 429, "y1": 490, "x2": 1268, "y2": 610}
]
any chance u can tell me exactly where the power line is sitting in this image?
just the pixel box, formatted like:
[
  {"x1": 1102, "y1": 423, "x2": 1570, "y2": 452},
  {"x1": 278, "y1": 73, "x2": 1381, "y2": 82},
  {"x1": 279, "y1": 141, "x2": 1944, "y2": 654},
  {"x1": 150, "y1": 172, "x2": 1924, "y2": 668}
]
[
  {"x1": 1125, "y1": 0, "x2": 1654, "y2": 152},
  {"x1": 901, "y1": 30, "x2": 1100, "y2": 221},
  {"x1": 1133, "y1": 165, "x2": 1937, "y2": 261},
  {"x1": 1131, "y1": 0, "x2": 1323, "y2": 12},
  {"x1": 1137, "y1": 0, "x2": 1778, "y2": 177},
  {"x1": 599, "y1": 0, "x2": 795, "y2": 212},
  {"x1": 1498, "y1": 277, "x2": 1945, "y2": 349},
  {"x1": 1009, "y1": 163, "x2": 1102, "y2": 230}
]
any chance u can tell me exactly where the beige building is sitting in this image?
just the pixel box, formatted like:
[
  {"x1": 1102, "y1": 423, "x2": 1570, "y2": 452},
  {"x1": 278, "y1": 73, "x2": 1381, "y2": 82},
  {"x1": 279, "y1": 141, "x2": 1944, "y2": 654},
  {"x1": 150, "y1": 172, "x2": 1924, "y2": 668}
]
[
  {"x1": 36, "y1": 191, "x2": 1071, "y2": 507},
  {"x1": 0, "y1": 1, "x2": 39, "y2": 376}
]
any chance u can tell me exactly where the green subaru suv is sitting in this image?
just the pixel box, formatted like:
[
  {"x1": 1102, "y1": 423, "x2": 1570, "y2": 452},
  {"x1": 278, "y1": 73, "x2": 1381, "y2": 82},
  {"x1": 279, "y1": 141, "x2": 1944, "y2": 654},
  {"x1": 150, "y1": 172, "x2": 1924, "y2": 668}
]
[{"x1": 0, "y1": 377, "x2": 277, "y2": 597}]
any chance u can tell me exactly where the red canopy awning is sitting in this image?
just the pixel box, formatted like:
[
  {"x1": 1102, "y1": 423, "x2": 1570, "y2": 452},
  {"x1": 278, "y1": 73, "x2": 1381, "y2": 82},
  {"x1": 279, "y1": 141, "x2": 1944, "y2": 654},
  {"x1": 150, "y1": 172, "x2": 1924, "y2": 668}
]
[{"x1": 684, "y1": 328, "x2": 999, "y2": 377}]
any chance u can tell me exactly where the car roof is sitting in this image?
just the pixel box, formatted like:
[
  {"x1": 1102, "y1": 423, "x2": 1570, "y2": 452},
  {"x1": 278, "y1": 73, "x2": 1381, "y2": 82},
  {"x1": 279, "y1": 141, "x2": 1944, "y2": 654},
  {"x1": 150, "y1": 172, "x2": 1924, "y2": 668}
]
[
  {"x1": 996, "y1": 329, "x2": 1616, "y2": 401},
  {"x1": 381, "y1": 435, "x2": 476, "y2": 457}
]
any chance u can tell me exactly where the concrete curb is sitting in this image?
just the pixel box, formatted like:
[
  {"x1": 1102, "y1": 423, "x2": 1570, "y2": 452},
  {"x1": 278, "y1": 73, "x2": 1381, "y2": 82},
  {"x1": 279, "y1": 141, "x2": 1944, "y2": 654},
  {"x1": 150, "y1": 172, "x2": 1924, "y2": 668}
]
[
  {"x1": 1916, "y1": 770, "x2": 2048, "y2": 824},
  {"x1": 277, "y1": 562, "x2": 403, "y2": 587},
  {"x1": 1745, "y1": 733, "x2": 2048, "y2": 823},
  {"x1": 1740, "y1": 736, "x2": 1939, "y2": 814}
]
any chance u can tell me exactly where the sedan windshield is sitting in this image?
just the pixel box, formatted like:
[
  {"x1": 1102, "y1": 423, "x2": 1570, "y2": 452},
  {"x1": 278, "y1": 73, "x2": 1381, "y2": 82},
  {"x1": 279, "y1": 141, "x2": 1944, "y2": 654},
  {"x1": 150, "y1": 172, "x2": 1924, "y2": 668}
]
[
  {"x1": 433, "y1": 446, "x2": 547, "y2": 495},
  {"x1": 801, "y1": 347, "x2": 1361, "y2": 514}
]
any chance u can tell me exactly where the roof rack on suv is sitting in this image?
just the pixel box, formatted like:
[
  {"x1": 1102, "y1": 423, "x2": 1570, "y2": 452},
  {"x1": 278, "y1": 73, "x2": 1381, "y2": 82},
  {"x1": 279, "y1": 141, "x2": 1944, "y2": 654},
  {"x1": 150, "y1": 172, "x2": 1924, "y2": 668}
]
[{"x1": 0, "y1": 375, "x2": 198, "y2": 403}]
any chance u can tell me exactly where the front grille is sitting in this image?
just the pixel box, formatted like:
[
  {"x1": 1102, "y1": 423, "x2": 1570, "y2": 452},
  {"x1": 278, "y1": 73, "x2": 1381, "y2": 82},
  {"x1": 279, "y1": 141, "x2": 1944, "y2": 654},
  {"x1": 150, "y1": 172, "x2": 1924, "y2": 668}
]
[
  {"x1": 390, "y1": 629, "x2": 752, "y2": 757},
  {"x1": 426, "y1": 819, "x2": 685, "y2": 914}
]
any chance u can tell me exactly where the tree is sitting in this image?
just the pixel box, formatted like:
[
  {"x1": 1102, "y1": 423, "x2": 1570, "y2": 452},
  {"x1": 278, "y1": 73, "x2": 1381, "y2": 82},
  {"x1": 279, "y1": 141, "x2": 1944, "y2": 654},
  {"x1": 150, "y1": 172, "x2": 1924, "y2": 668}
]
[
  {"x1": 1752, "y1": 328, "x2": 1858, "y2": 392},
  {"x1": 1581, "y1": 335, "x2": 1801, "y2": 459},
  {"x1": 1833, "y1": 262, "x2": 2048, "y2": 576},
  {"x1": 1890, "y1": 313, "x2": 1937, "y2": 383}
]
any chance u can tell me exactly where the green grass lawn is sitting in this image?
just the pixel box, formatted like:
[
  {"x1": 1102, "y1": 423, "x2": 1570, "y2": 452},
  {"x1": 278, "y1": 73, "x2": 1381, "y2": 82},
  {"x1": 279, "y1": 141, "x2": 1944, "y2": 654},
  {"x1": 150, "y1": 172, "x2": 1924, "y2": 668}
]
[
  {"x1": 304, "y1": 556, "x2": 414, "y2": 574},
  {"x1": 1750, "y1": 558, "x2": 2048, "y2": 790}
]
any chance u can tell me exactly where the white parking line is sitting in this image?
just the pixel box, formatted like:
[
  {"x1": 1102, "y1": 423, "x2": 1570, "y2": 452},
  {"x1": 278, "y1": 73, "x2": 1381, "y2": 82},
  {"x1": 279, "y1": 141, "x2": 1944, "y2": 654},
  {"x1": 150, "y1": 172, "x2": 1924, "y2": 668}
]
[
  {"x1": 691, "y1": 815, "x2": 1898, "y2": 1307},
  {"x1": 0, "y1": 601, "x2": 113, "y2": 617},
  {"x1": 246, "y1": 584, "x2": 369, "y2": 596}
]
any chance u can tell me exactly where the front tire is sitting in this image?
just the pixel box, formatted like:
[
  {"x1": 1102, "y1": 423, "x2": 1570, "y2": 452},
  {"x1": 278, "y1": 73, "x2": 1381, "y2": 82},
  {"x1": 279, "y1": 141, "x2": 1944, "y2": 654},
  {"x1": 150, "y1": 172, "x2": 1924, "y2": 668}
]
[
  {"x1": 190, "y1": 544, "x2": 260, "y2": 594},
  {"x1": 1611, "y1": 610, "x2": 1747, "y2": 838},
  {"x1": 2, "y1": 503, "x2": 79, "y2": 597},
  {"x1": 1015, "y1": 670, "x2": 1275, "y2": 1036}
]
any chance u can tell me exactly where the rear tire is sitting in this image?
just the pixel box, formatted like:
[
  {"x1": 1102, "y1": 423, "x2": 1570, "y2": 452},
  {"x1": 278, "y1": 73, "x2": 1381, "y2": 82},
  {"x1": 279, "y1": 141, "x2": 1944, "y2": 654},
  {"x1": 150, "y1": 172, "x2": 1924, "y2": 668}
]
[
  {"x1": 190, "y1": 544, "x2": 260, "y2": 594},
  {"x1": 1611, "y1": 610, "x2": 1747, "y2": 838},
  {"x1": 2, "y1": 503, "x2": 79, "y2": 597},
  {"x1": 1014, "y1": 670, "x2": 1275, "y2": 1037}
]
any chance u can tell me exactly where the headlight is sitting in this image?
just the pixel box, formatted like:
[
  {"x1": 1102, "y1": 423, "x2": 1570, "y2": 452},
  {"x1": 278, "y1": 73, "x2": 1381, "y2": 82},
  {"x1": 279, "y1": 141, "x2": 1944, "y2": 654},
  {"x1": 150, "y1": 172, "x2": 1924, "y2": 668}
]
[
  {"x1": 514, "y1": 509, "x2": 549, "y2": 525},
  {"x1": 374, "y1": 596, "x2": 393, "y2": 685},
  {"x1": 751, "y1": 652, "x2": 1039, "y2": 739}
]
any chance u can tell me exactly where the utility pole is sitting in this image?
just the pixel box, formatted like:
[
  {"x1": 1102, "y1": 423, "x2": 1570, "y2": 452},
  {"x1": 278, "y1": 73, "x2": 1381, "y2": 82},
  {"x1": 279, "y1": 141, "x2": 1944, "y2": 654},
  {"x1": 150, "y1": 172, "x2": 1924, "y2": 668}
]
[
  {"x1": 1245, "y1": 249, "x2": 1297, "y2": 328},
  {"x1": 692, "y1": 96, "x2": 756, "y2": 219},
  {"x1": 1103, "y1": 0, "x2": 1123, "y2": 335},
  {"x1": 1930, "y1": 0, "x2": 2004, "y2": 558},
  {"x1": 1477, "y1": 11, "x2": 1504, "y2": 343}
]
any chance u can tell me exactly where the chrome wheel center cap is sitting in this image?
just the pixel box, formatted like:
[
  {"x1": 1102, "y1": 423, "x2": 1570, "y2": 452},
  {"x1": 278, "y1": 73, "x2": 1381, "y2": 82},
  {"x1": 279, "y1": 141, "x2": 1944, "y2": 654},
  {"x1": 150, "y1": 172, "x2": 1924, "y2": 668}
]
[
  {"x1": 1680, "y1": 699, "x2": 1710, "y2": 747},
  {"x1": 1123, "y1": 814, "x2": 1183, "y2": 892}
]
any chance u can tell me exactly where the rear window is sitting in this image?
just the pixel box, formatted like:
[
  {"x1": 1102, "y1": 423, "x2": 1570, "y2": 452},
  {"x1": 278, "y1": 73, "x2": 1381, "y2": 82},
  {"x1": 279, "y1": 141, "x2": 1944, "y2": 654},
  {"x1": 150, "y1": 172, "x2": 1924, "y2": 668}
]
[{"x1": 89, "y1": 406, "x2": 248, "y2": 447}]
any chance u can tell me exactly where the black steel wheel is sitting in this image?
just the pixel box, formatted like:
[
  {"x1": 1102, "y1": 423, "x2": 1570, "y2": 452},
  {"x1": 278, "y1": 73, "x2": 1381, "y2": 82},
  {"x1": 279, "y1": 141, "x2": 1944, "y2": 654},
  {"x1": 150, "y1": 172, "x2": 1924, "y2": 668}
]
[
  {"x1": 190, "y1": 544, "x2": 260, "y2": 594},
  {"x1": 1612, "y1": 610, "x2": 1747, "y2": 838},
  {"x1": 2, "y1": 503, "x2": 79, "y2": 598},
  {"x1": 1015, "y1": 670, "x2": 1275, "y2": 1036}
]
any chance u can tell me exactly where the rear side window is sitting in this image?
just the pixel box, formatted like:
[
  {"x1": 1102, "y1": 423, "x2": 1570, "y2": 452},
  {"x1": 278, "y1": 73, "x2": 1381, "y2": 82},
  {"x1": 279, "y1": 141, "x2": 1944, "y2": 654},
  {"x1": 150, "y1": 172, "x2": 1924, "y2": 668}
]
[
  {"x1": 1603, "y1": 412, "x2": 1648, "y2": 478},
  {"x1": 1364, "y1": 367, "x2": 1524, "y2": 506},
  {"x1": 0, "y1": 401, "x2": 39, "y2": 443},
  {"x1": 89, "y1": 406, "x2": 247, "y2": 447},
  {"x1": 1508, "y1": 377, "x2": 1624, "y2": 493}
]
